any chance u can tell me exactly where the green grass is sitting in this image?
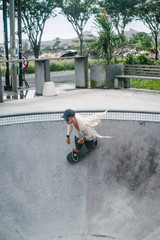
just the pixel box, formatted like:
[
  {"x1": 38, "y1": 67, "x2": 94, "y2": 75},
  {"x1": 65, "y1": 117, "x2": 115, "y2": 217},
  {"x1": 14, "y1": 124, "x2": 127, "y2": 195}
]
[
  {"x1": 24, "y1": 65, "x2": 35, "y2": 74},
  {"x1": 50, "y1": 59, "x2": 74, "y2": 71},
  {"x1": 130, "y1": 78, "x2": 160, "y2": 91}
]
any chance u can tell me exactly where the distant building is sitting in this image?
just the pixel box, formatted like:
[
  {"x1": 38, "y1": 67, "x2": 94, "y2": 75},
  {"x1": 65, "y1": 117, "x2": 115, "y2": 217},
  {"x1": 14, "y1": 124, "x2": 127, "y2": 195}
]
[
  {"x1": 40, "y1": 31, "x2": 96, "y2": 50},
  {"x1": 41, "y1": 40, "x2": 57, "y2": 50},
  {"x1": 72, "y1": 31, "x2": 96, "y2": 46},
  {"x1": 58, "y1": 39, "x2": 73, "y2": 49}
]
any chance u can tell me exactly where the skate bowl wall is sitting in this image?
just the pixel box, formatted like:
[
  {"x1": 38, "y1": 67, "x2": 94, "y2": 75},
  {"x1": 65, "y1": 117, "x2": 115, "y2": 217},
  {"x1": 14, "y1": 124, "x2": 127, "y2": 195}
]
[{"x1": 0, "y1": 111, "x2": 160, "y2": 240}]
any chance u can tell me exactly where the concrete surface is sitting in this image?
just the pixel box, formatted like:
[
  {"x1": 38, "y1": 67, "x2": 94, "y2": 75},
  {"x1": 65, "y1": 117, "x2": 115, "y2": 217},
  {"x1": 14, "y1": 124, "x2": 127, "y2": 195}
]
[
  {"x1": 75, "y1": 57, "x2": 88, "y2": 88},
  {"x1": 90, "y1": 64, "x2": 123, "y2": 88},
  {"x1": 0, "y1": 119, "x2": 160, "y2": 240},
  {"x1": 0, "y1": 88, "x2": 160, "y2": 116}
]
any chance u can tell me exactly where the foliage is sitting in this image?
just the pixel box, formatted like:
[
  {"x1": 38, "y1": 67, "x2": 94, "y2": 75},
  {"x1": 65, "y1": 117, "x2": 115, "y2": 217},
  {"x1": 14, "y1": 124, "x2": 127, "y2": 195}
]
[
  {"x1": 0, "y1": 0, "x2": 2, "y2": 10},
  {"x1": 92, "y1": 12, "x2": 115, "y2": 64},
  {"x1": 24, "y1": 65, "x2": 35, "y2": 74},
  {"x1": 58, "y1": 0, "x2": 96, "y2": 55},
  {"x1": 1, "y1": 68, "x2": 5, "y2": 77},
  {"x1": 22, "y1": 60, "x2": 75, "y2": 73},
  {"x1": 98, "y1": 0, "x2": 144, "y2": 56},
  {"x1": 50, "y1": 60, "x2": 74, "y2": 71},
  {"x1": 0, "y1": 46, "x2": 4, "y2": 53},
  {"x1": 113, "y1": 34, "x2": 128, "y2": 49},
  {"x1": 123, "y1": 53, "x2": 135, "y2": 64},
  {"x1": 123, "y1": 53, "x2": 154, "y2": 65},
  {"x1": 155, "y1": 60, "x2": 160, "y2": 65},
  {"x1": 88, "y1": 58, "x2": 121, "y2": 67},
  {"x1": 88, "y1": 59, "x2": 107, "y2": 67},
  {"x1": 135, "y1": 54, "x2": 154, "y2": 65},
  {"x1": 136, "y1": 0, "x2": 160, "y2": 60},
  {"x1": 129, "y1": 32, "x2": 153, "y2": 50},
  {"x1": 16, "y1": 0, "x2": 60, "y2": 58},
  {"x1": 130, "y1": 79, "x2": 160, "y2": 90}
]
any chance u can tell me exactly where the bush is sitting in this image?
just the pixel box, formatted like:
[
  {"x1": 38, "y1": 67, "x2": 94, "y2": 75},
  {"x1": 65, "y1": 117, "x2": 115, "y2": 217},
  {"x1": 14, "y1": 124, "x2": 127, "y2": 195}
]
[
  {"x1": 135, "y1": 54, "x2": 154, "y2": 65},
  {"x1": 24, "y1": 65, "x2": 35, "y2": 74},
  {"x1": 123, "y1": 53, "x2": 154, "y2": 65},
  {"x1": 88, "y1": 59, "x2": 106, "y2": 67},
  {"x1": 123, "y1": 53, "x2": 135, "y2": 64},
  {"x1": 130, "y1": 79, "x2": 160, "y2": 90},
  {"x1": 88, "y1": 58, "x2": 120, "y2": 67},
  {"x1": 50, "y1": 60, "x2": 74, "y2": 72},
  {"x1": 1, "y1": 68, "x2": 5, "y2": 76},
  {"x1": 129, "y1": 32, "x2": 153, "y2": 51},
  {"x1": 155, "y1": 60, "x2": 160, "y2": 65},
  {"x1": 92, "y1": 12, "x2": 115, "y2": 65},
  {"x1": 0, "y1": 68, "x2": 12, "y2": 76},
  {"x1": 21, "y1": 60, "x2": 75, "y2": 74}
]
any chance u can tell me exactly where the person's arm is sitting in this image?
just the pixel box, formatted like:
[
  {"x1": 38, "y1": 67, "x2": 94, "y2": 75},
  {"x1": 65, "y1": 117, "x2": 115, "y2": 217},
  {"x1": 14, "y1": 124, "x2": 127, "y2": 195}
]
[
  {"x1": 66, "y1": 124, "x2": 73, "y2": 144},
  {"x1": 77, "y1": 137, "x2": 86, "y2": 144}
]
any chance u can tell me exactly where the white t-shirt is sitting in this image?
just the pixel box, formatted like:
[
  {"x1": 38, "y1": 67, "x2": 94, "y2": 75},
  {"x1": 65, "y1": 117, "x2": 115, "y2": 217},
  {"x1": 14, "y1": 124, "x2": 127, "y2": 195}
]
[{"x1": 73, "y1": 125, "x2": 95, "y2": 140}]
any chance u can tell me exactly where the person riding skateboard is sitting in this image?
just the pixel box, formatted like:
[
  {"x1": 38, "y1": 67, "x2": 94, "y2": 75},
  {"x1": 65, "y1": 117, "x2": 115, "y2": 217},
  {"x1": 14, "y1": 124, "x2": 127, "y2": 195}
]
[{"x1": 62, "y1": 109, "x2": 111, "y2": 162}]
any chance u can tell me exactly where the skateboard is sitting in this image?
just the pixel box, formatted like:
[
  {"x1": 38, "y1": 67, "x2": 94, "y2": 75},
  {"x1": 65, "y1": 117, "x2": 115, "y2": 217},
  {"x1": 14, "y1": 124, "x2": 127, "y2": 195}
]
[{"x1": 67, "y1": 143, "x2": 99, "y2": 164}]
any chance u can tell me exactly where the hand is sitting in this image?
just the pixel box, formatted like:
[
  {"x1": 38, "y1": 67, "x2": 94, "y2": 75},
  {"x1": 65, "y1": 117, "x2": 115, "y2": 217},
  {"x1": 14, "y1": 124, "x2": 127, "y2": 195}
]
[
  {"x1": 77, "y1": 138, "x2": 84, "y2": 144},
  {"x1": 66, "y1": 137, "x2": 70, "y2": 145}
]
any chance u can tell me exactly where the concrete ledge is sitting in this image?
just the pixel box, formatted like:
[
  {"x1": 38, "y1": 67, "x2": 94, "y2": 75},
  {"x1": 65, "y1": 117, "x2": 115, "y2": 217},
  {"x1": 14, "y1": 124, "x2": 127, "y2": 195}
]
[
  {"x1": 90, "y1": 64, "x2": 123, "y2": 89},
  {"x1": 35, "y1": 60, "x2": 51, "y2": 95},
  {"x1": 43, "y1": 82, "x2": 57, "y2": 96},
  {"x1": 74, "y1": 56, "x2": 88, "y2": 88}
]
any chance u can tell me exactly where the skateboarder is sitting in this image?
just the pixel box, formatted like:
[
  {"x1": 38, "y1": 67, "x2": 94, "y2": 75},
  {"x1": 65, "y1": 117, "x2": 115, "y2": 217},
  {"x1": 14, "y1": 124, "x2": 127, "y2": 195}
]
[{"x1": 62, "y1": 109, "x2": 111, "y2": 162}]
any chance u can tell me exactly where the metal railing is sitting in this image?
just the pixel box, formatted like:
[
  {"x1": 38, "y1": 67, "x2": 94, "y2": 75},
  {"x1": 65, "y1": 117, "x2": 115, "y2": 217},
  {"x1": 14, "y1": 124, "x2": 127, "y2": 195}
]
[
  {"x1": 0, "y1": 56, "x2": 82, "y2": 64},
  {"x1": 0, "y1": 55, "x2": 88, "y2": 99},
  {"x1": 0, "y1": 110, "x2": 160, "y2": 126}
]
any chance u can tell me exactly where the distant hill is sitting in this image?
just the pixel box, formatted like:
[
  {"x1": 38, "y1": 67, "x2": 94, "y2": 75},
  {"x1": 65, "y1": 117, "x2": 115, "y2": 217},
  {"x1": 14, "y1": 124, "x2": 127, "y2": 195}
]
[{"x1": 124, "y1": 28, "x2": 139, "y2": 39}]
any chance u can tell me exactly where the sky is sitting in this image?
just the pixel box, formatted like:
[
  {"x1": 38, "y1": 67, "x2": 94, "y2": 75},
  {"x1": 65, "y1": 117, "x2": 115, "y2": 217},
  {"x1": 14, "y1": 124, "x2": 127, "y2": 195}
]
[{"x1": 0, "y1": 11, "x2": 150, "y2": 44}]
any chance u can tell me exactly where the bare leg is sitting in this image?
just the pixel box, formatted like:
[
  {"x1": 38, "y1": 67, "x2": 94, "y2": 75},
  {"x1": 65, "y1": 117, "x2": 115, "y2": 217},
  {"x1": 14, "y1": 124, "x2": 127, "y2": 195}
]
[{"x1": 73, "y1": 147, "x2": 81, "y2": 153}]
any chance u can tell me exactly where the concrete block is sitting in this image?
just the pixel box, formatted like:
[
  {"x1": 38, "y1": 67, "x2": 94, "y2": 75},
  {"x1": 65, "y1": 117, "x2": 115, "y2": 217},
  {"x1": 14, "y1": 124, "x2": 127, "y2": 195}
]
[
  {"x1": 35, "y1": 59, "x2": 51, "y2": 95},
  {"x1": 43, "y1": 82, "x2": 57, "y2": 96},
  {"x1": 114, "y1": 77, "x2": 122, "y2": 89},
  {"x1": 90, "y1": 64, "x2": 123, "y2": 89},
  {"x1": 124, "y1": 78, "x2": 130, "y2": 88},
  {"x1": 44, "y1": 59, "x2": 50, "y2": 82},
  {"x1": 74, "y1": 56, "x2": 88, "y2": 88},
  {"x1": 106, "y1": 64, "x2": 123, "y2": 89},
  {"x1": 90, "y1": 65, "x2": 106, "y2": 88}
]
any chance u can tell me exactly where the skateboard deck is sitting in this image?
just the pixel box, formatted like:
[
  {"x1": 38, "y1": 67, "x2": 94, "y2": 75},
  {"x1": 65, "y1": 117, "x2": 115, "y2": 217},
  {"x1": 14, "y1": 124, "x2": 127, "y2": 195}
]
[{"x1": 67, "y1": 144, "x2": 98, "y2": 163}]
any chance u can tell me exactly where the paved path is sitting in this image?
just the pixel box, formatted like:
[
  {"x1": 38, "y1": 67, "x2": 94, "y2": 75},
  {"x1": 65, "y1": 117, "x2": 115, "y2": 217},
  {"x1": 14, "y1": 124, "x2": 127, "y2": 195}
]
[{"x1": 0, "y1": 88, "x2": 160, "y2": 116}]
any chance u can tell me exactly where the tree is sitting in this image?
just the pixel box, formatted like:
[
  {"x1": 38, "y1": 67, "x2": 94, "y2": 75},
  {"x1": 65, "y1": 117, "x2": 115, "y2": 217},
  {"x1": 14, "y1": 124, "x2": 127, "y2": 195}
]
[
  {"x1": 137, "y1": 0, "x2": 160, "y2": 60},
  {"x1": 93, "y1": 11, "x2": 115, "y2": 64},
  {"x1": 129, "y1": 32, "x2": 153, "y2": 50},
  {"x1": 18, "y1": 0, "x2": 60, "y2": 58},
  {"x1": 99, "y1": 0, "x2": 145, "y2": 57},
  {"x1": 113, "y1": 34, "x2": 128, "y2": 49},
  {"x1": 59, "y1": 0, "x2": 96, "y2": 55},
  {"x1": 0, "y1": 0, "x2": 2, "y2": 10}
]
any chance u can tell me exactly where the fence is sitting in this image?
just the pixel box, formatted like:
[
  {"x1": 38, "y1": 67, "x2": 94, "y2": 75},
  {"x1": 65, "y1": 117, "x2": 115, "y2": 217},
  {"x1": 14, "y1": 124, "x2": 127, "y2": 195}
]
[{"x1": 0, "y1": 56, "x2": 88, "y2": 101}]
